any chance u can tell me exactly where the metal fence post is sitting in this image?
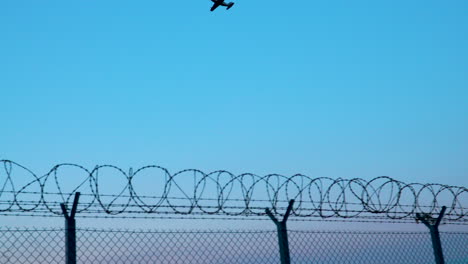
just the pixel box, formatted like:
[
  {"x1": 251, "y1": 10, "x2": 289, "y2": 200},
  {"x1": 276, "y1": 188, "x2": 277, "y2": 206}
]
[
  {"x1": 265, "y1": 199, "x2": 295, "y2": 264},
  {"x1": 60, "y1": 192, "x2": 80, "y2": 264},
  {"x1": 416, "y1": 206, "x2": 446, "y2": 264}
]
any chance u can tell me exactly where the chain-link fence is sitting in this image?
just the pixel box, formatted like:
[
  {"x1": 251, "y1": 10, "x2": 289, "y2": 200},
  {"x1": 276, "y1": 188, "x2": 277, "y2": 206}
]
[{"x1": 1, "y1": 227, "x2": 467, "y2": 263}]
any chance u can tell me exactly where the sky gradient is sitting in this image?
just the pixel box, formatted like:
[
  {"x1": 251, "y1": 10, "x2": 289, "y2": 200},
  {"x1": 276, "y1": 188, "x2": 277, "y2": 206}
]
[{"x1": 1, "y1": 0, "x2": 467, "y2": 191}]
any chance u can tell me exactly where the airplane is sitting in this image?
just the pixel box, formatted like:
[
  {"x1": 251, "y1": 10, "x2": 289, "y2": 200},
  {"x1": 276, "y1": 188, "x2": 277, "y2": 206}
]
[{"x1": 210, "y1": 0, "x2": 235, "y2": 11}]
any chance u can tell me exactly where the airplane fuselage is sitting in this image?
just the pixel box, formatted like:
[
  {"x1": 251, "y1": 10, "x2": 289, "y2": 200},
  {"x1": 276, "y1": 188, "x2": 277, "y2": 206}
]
[{"x1": 210, "y1": 0, "x2": 234, "y2": 11}]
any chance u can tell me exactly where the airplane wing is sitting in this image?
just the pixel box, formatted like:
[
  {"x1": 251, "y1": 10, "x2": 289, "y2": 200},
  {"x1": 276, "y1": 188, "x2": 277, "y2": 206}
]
[
  {"x1": 220, "y1": 2, "x2": 234, "y2": 9},
  {"x1": 210, "y1": 3, "x2": 221, "y2": 11}
]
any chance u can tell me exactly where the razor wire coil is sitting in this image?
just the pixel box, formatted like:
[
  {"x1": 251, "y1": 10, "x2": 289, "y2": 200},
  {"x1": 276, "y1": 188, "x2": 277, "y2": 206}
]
[{"x1": 0, "y1": 160, "x2": 466, "y2": 222}]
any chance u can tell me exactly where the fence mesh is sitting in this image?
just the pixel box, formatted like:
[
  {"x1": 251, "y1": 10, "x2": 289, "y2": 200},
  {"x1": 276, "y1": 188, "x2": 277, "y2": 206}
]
[{"x1": 0, "y1": 228, "x2": 467, "y2": 263}]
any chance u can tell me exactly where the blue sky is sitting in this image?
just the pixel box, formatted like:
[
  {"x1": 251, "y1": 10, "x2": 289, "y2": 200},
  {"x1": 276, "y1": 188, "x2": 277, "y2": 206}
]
[{"x1": 1, "y1": 0, "x2": 467, "y2": 193}]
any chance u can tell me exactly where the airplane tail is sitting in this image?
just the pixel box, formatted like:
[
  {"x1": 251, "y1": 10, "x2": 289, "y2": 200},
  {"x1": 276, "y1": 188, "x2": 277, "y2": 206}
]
[{"x1": 226, "y1": 2, "x2": 234, "y2": 10}]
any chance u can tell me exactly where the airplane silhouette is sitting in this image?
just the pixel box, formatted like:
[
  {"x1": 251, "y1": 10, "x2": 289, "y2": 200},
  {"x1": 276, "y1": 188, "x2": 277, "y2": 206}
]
[{"x1": 210, "y1": 0, "x2": 235, "y2": 11}]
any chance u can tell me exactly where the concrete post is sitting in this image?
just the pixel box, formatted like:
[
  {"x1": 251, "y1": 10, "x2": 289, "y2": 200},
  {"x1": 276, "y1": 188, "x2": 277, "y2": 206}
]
[
  {"x1": 61, "y1": 192, "x2": 80, "y2": 264},
  {"x1": 416, "y1": 206, "x2": 447, "y2": 264},
  {"x1": 265, "y1": 199, "x2": 295, "y2": 264}
]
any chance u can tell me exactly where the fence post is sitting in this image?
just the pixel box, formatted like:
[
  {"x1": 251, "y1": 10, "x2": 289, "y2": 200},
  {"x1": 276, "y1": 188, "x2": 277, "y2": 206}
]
[
  {"x1": 265, "y1": 199, "x2": 295, "y2": 264},
  {"x1": 416, "y1": 206, "x2": 446, "y2": 264},
  {"x1": 60, "y1": 192, "x2": 80, "y2": 264}
]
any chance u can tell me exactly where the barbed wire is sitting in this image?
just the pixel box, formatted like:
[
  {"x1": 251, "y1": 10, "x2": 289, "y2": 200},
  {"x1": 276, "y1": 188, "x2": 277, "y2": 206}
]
[{"x1": 0, "y1": 160, "x2": 466, "y2": 222}]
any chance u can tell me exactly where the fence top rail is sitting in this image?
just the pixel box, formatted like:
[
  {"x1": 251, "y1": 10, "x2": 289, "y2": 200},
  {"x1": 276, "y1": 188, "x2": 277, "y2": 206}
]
[
  {"x1": 1, "y1": 160, "x2": 467, "y2": 223},
  {"x1": 1, "y1": 227, "x2": 468, "y2": 235}
]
